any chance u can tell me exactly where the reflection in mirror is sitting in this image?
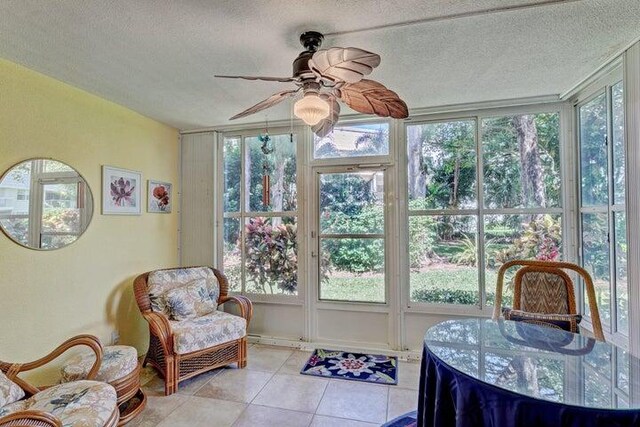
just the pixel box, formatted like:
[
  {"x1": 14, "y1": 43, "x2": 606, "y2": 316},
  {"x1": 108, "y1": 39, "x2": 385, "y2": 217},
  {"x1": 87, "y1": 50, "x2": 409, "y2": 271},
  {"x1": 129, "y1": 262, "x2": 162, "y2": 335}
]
[{"x1": 0, "y1": 159, "x2": 93, "y2": 250}]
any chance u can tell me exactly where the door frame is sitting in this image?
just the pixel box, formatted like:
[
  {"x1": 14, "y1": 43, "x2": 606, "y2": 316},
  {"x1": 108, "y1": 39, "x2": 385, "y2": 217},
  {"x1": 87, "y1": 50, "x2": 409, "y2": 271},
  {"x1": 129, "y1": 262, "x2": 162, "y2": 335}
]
[{"x1": 307, "y1": 164, "x2": 398, "y2": 348}]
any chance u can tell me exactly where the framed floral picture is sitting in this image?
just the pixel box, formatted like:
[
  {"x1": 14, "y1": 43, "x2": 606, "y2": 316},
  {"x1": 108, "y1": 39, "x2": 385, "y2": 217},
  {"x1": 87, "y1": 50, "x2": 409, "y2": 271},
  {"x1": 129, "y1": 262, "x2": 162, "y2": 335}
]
[
  {"x1": 148, "y1": 180, "x2": 172, "y2": 213},
  {"x1": 102, "y1": 166, "x2": 142, "y2": 215}
]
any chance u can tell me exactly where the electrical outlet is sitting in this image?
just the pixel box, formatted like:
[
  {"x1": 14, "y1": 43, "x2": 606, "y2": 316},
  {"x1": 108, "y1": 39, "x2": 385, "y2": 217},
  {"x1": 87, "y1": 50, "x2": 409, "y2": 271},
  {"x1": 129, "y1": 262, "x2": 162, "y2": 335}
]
[{"x1": 111, "y1": 330, "x2": 120, "y2": 345}]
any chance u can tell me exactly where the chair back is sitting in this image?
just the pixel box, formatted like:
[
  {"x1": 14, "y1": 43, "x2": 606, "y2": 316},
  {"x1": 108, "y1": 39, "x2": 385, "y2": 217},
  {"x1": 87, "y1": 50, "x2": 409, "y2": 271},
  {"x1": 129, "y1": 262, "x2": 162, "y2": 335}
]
[
  {"x1": 514, "y1": 266, "x2": 575, "y2": 315},
  {"x1": 133, "y1": 266, "x2": 229, "y2": 316},
  {"x1": 493, "y1": 260, "x2": 604, "y2": 340}
]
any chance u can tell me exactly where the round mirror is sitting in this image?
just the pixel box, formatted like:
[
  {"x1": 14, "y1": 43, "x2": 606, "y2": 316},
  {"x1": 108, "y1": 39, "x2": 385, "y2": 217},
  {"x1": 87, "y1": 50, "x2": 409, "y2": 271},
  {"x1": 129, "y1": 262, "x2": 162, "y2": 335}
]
[{"x1": 0, "y1": 159, "x2": 94, "y2": 250}]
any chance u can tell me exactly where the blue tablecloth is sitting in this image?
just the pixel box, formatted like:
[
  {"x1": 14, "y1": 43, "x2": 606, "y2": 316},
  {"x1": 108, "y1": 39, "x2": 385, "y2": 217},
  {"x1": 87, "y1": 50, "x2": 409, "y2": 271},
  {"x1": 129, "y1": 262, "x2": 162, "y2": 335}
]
[{"x1": 417, "y1": 343, "x2": 640, "y2": 427}]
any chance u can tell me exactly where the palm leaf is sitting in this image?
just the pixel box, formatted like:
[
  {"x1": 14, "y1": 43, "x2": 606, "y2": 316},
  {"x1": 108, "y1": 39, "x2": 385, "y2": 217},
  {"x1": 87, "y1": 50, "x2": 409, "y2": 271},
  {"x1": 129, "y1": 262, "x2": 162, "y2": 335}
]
[
  {"x1": 215, "y1": 75, "x2": 296, "y2": 83},
  {"x1": 338, "y1": 79, "x2": 408, "y2": 119},
  {"x1": 230, "y1": 89, "x2": 299, "y2": 120},
  {"x1": 312, "y1": 94, "x2": 340, "y2": 138},
  {"x1": 309, "y1": 47, "x2": 381, "y2": 84}
]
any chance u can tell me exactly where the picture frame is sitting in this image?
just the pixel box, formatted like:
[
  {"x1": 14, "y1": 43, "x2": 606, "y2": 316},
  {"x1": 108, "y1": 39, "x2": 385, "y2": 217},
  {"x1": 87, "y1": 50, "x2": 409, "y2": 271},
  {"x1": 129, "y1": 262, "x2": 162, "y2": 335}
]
[
  {"x1": 147, "y1": 180, "x2": 172, "y2": 213},
  {"x1": 102, "y1": 166, "x2": 142, "y2": 215}
]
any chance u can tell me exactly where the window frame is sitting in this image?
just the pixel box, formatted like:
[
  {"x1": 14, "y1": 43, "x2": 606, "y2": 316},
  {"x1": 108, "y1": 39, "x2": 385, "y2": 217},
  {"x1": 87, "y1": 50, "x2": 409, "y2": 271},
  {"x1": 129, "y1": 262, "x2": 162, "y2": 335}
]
[
  {"x1": 574, "y1": 65, "x2": 628, "y2": 341},
  {"x1": 310, "y1": 117, "x2": 394, "y2": 167},
  {"x1": 315, "y1": 165, "x2": 390, "y2": 305},
  {"x1": 217, "y1": 126, "x2": 306, "y2": 305},
  {"x1": 400, "y1": 103, "x2": 568, "y2": 315}
]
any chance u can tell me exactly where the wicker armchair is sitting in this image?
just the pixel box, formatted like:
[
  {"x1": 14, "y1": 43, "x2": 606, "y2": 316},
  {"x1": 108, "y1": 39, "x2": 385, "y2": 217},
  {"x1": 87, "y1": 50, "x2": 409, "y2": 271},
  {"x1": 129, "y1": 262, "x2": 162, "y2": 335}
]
[
  {"x1": 134, "y1": 266, "x2": 252, "y2": 396},
  {"x1": 492, "y1": 260, "x2": 604, "y2": 340},
  {"x1": 0, "y1": 335, "x2": 119, "y2": 427}
]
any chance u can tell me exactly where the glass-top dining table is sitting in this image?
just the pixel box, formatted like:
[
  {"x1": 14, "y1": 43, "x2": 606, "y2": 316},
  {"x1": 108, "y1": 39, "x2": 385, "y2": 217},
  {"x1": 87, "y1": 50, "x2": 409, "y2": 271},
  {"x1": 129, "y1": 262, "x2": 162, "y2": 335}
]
[{"x1": 417, "y1": 318, "x2": 640, "y2": 427}]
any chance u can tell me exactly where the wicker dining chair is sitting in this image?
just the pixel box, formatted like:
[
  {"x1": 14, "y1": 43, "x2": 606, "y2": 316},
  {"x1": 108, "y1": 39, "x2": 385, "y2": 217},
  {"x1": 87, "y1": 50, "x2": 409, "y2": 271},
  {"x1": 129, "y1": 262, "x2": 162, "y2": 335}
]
[
  {"x1": 133, "y1": 266, "x2": 252, "y2": 396},
  {"x1": 0, "y1": 335, "x2": 119, "y2": 427},
  {"x1": 492, "y1": 260, "x2": 605, "y2": 341}
]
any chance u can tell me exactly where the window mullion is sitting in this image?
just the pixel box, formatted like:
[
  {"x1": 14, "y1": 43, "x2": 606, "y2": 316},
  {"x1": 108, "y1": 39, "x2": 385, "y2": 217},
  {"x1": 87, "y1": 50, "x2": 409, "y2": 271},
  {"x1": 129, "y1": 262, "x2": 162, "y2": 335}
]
[
  {"x1": 476, "y1": 116, "x2": 486, "y2": 310},
  {"x1": 607, "y1": 84, "x2": 617, "y2": 334},
  {"x1": 240, "y1": 135, "x2": 247, "y2": 295}
]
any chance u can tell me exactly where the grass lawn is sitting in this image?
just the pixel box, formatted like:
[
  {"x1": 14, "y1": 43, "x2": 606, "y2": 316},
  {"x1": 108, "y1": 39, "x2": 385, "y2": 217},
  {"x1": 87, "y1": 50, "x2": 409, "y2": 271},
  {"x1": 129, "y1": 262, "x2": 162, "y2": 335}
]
[
  {"x1": 321, "y1": 265, "x2": 508, "y2": 305},
  {"x1": 321, "y1": 274, "x2": 385, "y2": 302}
]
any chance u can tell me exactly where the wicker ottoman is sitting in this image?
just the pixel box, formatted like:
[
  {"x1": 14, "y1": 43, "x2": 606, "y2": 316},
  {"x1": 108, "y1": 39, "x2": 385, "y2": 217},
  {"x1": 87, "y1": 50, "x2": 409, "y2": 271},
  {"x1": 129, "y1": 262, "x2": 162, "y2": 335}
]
[{"x1": 61, "y1": 345, "x2": 146, "y2": 425}]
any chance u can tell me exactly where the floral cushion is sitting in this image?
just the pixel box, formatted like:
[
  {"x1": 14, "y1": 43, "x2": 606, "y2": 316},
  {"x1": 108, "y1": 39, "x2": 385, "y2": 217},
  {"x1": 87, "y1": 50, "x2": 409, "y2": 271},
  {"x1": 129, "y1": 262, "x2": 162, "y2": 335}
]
[
  {"x1": 170, "y1": 311, "x2": 246, "y2": 355},
  {"x1": 147, "y1": 267, "x2": 219, "y2": 316},
  {"x1": 0, "y1": 370, "x2": 24, "y2": 408},
  {"x1": 0, "y1": 399, "x2": 28, "y2": 418},
  {"x1": 60, "y1": 346, "x2": 138, "y2": 383},
  {"x1": 0, "y1": 380, "x2": 117, "y2": 427},
  {"x1": 165, "y1": 279, "x2": 218, "y2": 321}
]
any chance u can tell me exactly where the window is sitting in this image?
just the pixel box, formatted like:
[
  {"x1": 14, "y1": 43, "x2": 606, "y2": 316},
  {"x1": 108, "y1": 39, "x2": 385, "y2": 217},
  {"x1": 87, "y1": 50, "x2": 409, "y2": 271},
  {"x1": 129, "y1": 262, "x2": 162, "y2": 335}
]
[
  {"x1": 221, "y1": 132, "x2": 299, "y2": 296},
  {"x1": 312, "y1": 120, "x2": 391, "y2": 304},
  {"x1": 407, "y1": 111, "x2": 563, "y2": 307},
  {"x1": 318, "y1": 170, "x2": 386, "y2": 303},
  {"x1": 314, "y1": 122, "x2": 389, "y2": 159},
  {"x1": 40, "y1": 181, "x2": 83, "y2": 249},
  {"x1": 578, "y1": 80, "x2": 627, "y2": 335}
]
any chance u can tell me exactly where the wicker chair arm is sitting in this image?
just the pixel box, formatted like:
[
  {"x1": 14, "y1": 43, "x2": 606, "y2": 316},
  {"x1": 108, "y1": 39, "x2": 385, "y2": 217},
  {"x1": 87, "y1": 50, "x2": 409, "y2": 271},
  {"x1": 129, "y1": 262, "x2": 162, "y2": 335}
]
[
  {"x1": 0, "y1": 410, "x2": 62, "y2": 427},
  {"x1": 219, "y1": 295, "x2": 253, "y2": 324},
  {"x1": 142, "y1": 311, "x2": 174, "y2": 354},
  {"x1": 0, "y1": 335, "x2": 103, "y2": 396}
]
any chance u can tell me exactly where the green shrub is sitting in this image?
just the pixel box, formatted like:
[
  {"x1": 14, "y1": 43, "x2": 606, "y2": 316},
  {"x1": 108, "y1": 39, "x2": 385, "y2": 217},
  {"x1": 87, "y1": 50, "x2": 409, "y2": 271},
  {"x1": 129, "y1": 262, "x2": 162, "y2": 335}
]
[
  {"x1": 411, "y1": 287, "x2": 496, "y2": 305},
  {"x1": 243, "y1": 217, "x2": 331, "y2": 294},
  {"x1": 323, "y1": 205, "x2": 385, "y2": 273},
  {"x1": 245, "y1": 217, "x2": 298, "y2": 294},
  {"x1": 325, "y1": 238, "x2": 384, "y2": 273},
  {"x1": 492, "y1": 215, "x2": 561, "y2": 267},
  {"x1": 408, "y1": 215, "x2": 436, "y2": 268},
  {"x1": 450, "y1": 235, "x2": 477, "y2": 266}
]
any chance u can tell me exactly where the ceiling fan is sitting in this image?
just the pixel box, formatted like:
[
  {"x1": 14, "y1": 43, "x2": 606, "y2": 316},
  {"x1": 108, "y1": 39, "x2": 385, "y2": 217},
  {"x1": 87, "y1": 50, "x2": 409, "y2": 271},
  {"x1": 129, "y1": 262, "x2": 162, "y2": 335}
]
[{"x1": 215, "y1": 31, "x2": 409, "y2": 138}]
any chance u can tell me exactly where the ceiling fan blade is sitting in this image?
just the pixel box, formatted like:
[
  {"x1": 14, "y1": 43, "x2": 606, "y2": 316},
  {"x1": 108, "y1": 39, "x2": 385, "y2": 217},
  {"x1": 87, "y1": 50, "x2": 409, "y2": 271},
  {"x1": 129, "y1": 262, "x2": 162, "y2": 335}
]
[
  {"x1": 312, "y1": 94, "x2": 341, "y2": 138},
  {"x1": 309, "y1": 47, "x2": 381, "y2": 84},
  {"x1": 337, "y1": 79, "x2": 408, "y2": 119},
  {"x1": 229, "y1": 89, "x2": 300, "y2": 120},
  {"x1": 215, "y1": 75, "x2": 297, "y2": 83}
]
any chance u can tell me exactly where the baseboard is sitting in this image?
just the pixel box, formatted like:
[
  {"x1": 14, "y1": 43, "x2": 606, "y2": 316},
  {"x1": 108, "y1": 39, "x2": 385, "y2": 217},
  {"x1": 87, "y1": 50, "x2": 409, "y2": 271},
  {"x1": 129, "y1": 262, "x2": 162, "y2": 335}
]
[{"x1": 247, "y1": 334, "x2": 423, "y2": 361}]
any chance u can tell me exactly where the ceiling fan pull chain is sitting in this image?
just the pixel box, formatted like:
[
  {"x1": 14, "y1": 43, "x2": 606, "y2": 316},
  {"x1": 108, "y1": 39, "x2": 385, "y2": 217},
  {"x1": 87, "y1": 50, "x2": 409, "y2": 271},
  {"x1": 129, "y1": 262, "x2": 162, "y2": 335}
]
[{"x1": 290, "y1": 98, "x2": 295, "y2": 143}]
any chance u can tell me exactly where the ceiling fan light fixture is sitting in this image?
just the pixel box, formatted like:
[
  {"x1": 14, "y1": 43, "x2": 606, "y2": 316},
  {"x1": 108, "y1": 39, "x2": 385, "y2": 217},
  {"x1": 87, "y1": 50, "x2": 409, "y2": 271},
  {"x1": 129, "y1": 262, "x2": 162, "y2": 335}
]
[{"x1": 294, "y1": 93, "x2": 330, "y2": 126}]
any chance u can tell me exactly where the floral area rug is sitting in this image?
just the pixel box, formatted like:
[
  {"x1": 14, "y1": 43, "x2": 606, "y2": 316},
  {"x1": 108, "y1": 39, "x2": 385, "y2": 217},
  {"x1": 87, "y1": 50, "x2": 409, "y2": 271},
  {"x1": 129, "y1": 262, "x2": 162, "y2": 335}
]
[
  {"x1": 382, "y1": 411, "x2": 417, "y2": 427},
  {"x1": 300, "y1": 349, "x2": 398, "y2": 385}
]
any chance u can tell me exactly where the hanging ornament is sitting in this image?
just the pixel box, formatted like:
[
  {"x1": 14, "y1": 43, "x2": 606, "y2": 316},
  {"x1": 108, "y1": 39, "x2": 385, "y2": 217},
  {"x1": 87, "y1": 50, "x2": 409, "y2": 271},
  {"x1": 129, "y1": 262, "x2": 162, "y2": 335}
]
[
  {"x1": 262, "y1": 166, "x2": 271, "y2": 206},
  {"x1": 259, "y1": 119, "x2": 273, "y2": 207}
]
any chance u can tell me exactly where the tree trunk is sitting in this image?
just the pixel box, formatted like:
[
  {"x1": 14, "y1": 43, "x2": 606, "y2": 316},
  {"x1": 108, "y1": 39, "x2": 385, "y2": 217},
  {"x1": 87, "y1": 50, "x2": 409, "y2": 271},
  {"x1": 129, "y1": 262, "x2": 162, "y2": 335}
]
[
  {"x1": 496, "y1": 356, "x2": 540, "y2": 397},
  {"x1": 450, "y1": 156, "x2": 460, "y2": 209},
  {"x1": 407, "y1": 126, "x2": 426, "y2": 199},
  {"x1": 513, "y1": 116, "x2": 546, "y2": 208}
]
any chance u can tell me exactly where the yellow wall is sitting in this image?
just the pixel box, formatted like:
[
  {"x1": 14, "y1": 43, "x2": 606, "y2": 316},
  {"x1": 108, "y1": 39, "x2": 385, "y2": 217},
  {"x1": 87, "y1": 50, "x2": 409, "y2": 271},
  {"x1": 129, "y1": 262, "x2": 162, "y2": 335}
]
[{"x1": 0, "y1": 59, "x2": 179, "y2": 373}]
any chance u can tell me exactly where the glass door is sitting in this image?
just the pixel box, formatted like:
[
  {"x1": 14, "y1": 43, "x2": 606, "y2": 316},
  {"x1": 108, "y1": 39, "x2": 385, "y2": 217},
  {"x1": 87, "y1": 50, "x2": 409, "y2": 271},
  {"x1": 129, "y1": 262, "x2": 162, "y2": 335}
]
[{"x1": 316, "y1": 168, "x2": 387, "y2": 303}]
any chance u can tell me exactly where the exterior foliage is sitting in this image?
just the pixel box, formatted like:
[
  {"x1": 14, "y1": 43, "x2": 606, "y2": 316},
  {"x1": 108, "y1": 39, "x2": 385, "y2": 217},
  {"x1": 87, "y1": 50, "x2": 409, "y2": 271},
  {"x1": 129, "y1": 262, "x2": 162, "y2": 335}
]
[
  {"x1": 245, "y1": 217, "x2": 298, "y2": 294},
  {"x1": 244, "y1": 217, "x2": 331, "y2": 294},
  {"x1": 408, "y1": 113, "x2": 563, "y2": 305},
  {"x1": 493, "y1": 215, "x2": 562, "y2": 265},
  {"x1": 323, "y1": 205, "x2": 384, "y2": 273}
]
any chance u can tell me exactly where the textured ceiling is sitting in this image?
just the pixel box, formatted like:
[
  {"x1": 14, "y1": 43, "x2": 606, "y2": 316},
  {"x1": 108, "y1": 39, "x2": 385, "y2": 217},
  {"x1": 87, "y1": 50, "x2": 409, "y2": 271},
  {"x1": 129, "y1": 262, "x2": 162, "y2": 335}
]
[{"x1": 1, "y1": 0, "x2": 639, "y2": 130}]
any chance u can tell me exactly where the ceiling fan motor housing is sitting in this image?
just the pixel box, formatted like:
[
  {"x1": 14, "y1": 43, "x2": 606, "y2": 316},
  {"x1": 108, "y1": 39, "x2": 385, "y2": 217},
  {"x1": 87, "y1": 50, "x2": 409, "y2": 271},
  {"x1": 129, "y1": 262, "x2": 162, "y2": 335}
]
[
  {"x1": 293, "y1": 31, "x2": 324, "y2": 79},
  {"x1": 293, "y1": 51, "x2": 314, "y2": 79}
]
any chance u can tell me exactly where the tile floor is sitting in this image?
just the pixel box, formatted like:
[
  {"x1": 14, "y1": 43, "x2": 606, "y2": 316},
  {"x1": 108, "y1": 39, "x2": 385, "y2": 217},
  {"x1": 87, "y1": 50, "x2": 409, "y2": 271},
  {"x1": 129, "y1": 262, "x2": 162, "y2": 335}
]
[{"x1": 130, "y1": 344, "x2": 421, "y2": 427}]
